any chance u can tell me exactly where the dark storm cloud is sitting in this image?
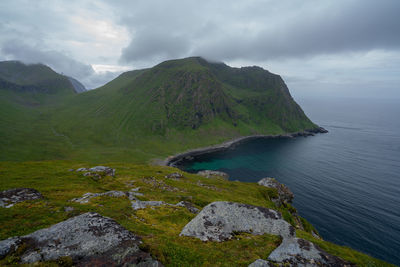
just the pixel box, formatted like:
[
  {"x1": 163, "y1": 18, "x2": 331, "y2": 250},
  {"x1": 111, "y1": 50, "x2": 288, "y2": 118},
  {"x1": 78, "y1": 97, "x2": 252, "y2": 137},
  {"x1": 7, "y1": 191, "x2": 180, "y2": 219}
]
[{"x1": 117, "y1": 0, "x2": 400, "y2": 63}]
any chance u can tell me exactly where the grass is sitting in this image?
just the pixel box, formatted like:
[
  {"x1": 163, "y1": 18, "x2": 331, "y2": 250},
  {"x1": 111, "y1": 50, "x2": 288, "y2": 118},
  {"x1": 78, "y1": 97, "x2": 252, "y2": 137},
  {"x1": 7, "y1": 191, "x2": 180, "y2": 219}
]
[{"x1": 0, "y1": 161, "x2": 393, "y2": 266}]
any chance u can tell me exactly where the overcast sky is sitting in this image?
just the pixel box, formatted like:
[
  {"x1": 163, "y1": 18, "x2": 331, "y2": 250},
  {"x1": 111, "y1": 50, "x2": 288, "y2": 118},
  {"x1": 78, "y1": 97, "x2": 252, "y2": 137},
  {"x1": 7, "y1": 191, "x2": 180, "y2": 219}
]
[{"x1": 0, "y1": 0, "x2": 399, "y2": 98}]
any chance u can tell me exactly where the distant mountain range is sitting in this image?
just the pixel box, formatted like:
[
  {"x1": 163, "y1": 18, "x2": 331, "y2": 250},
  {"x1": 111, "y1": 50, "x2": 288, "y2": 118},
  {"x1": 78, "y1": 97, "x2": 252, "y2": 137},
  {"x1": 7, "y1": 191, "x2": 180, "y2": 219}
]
[{"x1": 0, "y1": 57, "x2": 317, "y2": 162}]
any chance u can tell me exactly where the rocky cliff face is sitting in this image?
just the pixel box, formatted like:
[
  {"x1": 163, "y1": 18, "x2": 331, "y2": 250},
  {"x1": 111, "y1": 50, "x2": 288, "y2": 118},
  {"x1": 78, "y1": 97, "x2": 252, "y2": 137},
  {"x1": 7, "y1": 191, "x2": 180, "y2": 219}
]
[{"x1": 67, "y1": 77, "x2": 86, "y2": 93}]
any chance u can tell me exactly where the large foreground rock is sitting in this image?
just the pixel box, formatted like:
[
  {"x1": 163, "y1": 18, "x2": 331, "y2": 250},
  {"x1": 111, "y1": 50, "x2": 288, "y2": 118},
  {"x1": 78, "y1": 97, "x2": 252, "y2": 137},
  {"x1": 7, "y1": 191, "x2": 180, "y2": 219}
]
[
  {"x1": 0, "y1": 188, "x2": 43, "y2": 208},
  {"x1": 180, "y1": 201, "x2": 294, "y2": 241},
  {"x1": 258, "y1": 178, "x2": 294, "y2": 205},
  {"x1": 0, "y1": 212, "x2": 162, "y2": 266},
  {"x1": 268, "y1": 238, "x2": 352, "y2": 266}
]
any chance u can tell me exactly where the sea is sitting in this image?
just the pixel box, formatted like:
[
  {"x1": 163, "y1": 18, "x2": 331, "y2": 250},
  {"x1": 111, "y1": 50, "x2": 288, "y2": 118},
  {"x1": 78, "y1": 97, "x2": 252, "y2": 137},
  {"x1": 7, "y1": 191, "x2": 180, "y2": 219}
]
[{"x1": 177, "y1": 97, "x2": 400, "y2": 265}]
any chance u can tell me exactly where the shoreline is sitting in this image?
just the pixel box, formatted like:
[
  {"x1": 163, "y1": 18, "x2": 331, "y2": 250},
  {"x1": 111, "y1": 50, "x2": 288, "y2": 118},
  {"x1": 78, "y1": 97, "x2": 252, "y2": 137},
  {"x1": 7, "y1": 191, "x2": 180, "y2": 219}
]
[{"x1": 164, "y1": 127, "x2": 328, "y2": 167}]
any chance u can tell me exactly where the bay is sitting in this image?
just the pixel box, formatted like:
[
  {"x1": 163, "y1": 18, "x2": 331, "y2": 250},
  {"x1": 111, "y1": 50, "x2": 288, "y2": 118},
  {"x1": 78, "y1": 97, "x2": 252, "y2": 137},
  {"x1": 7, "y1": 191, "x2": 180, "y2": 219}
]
[{"x1": 177, "y1": 97, "x2": 400, "y2": 265}]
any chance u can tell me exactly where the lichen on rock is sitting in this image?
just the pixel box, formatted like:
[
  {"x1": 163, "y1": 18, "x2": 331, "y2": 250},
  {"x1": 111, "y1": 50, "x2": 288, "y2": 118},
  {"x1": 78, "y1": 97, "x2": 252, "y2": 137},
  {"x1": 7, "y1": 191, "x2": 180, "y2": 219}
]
[
  {"x1": 268, "y1": 238, "x2": 353, "y2": 266},
  {"x1": 180, "y1": 201, "x2": 295, "y2": 241},
  {"x1": 0, "y1": 188, "x2": 43, "y2": 208},
  {"x1": 0, "y1": 212, "x2": 162, "y2": 266}
]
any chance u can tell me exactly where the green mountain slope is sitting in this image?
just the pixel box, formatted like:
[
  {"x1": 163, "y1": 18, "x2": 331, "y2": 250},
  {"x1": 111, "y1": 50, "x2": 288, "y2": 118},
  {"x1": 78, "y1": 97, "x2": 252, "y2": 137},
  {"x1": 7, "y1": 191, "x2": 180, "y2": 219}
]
[
  {"x1": 0, "y1": 61, "x2": 81, "y2": 160},
  {"x1": 1, "y1": 57, "x2": 318, "y2": 162},
  {"x1": 0, "y1": 61, "x2": 77, "y2": 103}
]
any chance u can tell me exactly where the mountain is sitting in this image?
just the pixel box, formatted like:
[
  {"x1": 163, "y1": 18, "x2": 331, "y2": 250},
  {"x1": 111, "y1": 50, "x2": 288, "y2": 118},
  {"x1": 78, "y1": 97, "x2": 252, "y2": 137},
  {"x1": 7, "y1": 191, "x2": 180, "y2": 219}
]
[
  {"x1": 1, "y1": 57, "x2": 318, "y2": 162},
  {"x1": 67, "y1": 77, "x2": 86, "y2": 93},
  {"x1": 0, "y1": 61, "x2": 78, "y2": 97},
  {"x1": 0, "y1": 61, "x2": 84, "y2": 161}
]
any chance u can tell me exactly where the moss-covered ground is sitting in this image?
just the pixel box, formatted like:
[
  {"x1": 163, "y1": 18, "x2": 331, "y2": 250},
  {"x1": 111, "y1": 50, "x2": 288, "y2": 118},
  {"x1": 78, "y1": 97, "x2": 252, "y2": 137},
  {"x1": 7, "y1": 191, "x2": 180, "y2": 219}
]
[{"x1": 0, "y1": 161, "x2": 393, "y2": 266}]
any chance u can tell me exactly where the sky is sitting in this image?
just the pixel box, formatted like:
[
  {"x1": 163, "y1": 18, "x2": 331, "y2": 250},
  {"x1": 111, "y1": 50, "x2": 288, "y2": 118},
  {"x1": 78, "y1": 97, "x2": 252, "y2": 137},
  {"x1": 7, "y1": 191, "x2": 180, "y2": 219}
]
[{"x1": 0, "y1": 0, "x2": 399, "y2": 98}]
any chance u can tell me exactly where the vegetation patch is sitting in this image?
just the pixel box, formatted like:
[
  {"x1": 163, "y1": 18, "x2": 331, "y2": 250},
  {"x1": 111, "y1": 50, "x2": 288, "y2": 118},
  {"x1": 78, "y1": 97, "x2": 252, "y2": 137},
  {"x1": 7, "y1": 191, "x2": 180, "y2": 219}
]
[{"x1": 0, "y1": 161, "x2": 393, "y2": 266}]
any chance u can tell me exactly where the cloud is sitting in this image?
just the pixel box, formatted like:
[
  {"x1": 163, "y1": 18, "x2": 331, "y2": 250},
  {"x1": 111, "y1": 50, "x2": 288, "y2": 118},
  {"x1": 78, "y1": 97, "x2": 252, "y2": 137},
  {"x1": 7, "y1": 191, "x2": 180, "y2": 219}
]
[
  {"x1": 120, "y1": 31, "x2": 191, "y2": 63},
  {"x1": 1, "y1": 41, "x2": 94, "y2": 80},
  {"x1": 116, "y1": 0, "x2": 400, "y2": 63},
  {"x1": 0, "y1": 41, "x2": 126, "y2": 89},
  {"x1": 0, "y1": 0, "x2": 399, "y2": 96}
]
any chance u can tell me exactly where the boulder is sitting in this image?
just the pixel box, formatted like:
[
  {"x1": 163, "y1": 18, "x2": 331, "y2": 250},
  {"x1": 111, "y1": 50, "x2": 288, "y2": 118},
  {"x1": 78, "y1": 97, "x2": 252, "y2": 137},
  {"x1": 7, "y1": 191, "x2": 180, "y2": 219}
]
[
  {"x1": 180, "y1": 201, "x2": 295, "y2": 241},
  {"x1": 0, "y1": 188, "x2": 43, "y2": 208},
  {"x1": 197, "y1": 170, "x2": 229, "y2": 180},
  {"x1": 0, "y1": 237, "x2": 20, "y2": 259},
  {"x1": 258, "y1": 178, "x2": 294, "y2": 204},
  {"x1": 268, "y1": 238, "x2": 352, "y2": 266},
  {"x1": 248, "y1": 259, "x2": 271, "y2": 267},
  {"x1": 0, "y1": 212, "x2": 162, "y2": 266}
]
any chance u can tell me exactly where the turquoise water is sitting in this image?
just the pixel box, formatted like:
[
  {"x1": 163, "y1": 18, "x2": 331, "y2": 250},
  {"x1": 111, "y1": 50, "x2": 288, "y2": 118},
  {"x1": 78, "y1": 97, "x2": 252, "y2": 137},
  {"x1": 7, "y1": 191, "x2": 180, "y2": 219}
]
[{"x1": 177, "y1": 97, "x2": 400, "y2": 265}]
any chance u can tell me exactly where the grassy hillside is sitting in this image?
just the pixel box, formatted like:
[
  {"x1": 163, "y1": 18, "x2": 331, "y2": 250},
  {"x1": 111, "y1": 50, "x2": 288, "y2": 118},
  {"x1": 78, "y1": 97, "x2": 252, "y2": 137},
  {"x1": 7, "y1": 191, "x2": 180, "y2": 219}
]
[
  {"x1": 0, "y1": 61, "x2": 76, "y2": 101},
  {"x1": 47, "y1": 57, "x2": 316, "y2": 162},
  {"x1": 1, "y1": 57, "x2": 317, "y2": 162},
  {"x1": 0, "y1": 161, "x2": 392, "y2": 267}
]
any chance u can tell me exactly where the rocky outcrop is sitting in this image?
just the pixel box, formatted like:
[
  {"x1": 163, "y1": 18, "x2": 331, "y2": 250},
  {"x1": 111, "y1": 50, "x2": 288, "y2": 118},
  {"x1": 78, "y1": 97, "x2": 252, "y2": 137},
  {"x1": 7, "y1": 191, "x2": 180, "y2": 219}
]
[
  {"x1": 0, "y1": 188, "x2": 43, "y2": 208},
  {"x1": 131, "y1": 200, "x2": 166, "y2": 210},
  {"x1": 181, "y1": 201, "x2": 350, "y2": 266},
  {"x1": 70, "y1": 189, "x2": 198, "y2": 214},
  {"x1": 258, "y1": 178, "x2": 293, "y2": 205},
  {"x1": 165, "y1": 172, "x2": 184, "y2": 179},
  {"x1": 76, "y1": 166, "x2": 115, "y2": 179},
  {"x1": 197, "y1": 170, "x2": 229, "y2": 180},
  {"x1": 0, "y1": 212, "x2": 162, "y2": 266},
  {"x1": 180, "y1": 201, "x2": 294, "y2": 241},
  {"x1": 70, "y1": 190, "x2": 141, "y2": 204},
  {"x1": 268, "y1": 238, "x2": 352, "y2": 266}
]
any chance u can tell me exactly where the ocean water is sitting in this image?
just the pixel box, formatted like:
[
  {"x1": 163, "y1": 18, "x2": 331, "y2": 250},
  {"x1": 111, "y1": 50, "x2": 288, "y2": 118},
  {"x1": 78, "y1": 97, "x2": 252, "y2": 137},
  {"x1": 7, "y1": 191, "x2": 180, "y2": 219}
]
[{"x1": 177, "y1": 97, "x2": 400, "y2": 265}]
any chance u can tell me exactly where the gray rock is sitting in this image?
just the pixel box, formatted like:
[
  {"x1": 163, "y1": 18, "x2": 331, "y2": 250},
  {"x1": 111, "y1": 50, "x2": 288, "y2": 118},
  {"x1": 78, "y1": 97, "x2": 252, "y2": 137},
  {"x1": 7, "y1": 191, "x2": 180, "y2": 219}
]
[
  {"x1": 180, "y1": 201, "x2": 295, "y2": 241},
  {"x1": 71, "y1": 190, "x2": 133, "y2": 204},
  {"x1": 268, "y1": 238, "x2": 352, "y2": 266},
  {"x1": 165, "y1": 172, "x2": 184, "y2": 179},
  {"x1": 131, "y1": 200, "x2": 165, "y2": 210},
  {"x1": 0, "y1": 188, "x2": 43, "y2": 208},
  {"x1": 258, "y1": 178, "x2": 294, "y2": 204},
  {"x1": 197, "y1": 170, "x2": 229, "y2": 180},
  {"x1": 76, "y1": 166, "x2": 115, "y2": 178},
  {"x1": 0, "y1": 212, "x2": 162, "y2": 265},
  {"x1": 248, "y1": 259, "x2": 271, "y2": 267},
  {"x1": 0, "y1": 237, "x2": 20, "y2": 258},
  {"x1": 89, "y1": 166, "x2": 115, "y2": 176}
]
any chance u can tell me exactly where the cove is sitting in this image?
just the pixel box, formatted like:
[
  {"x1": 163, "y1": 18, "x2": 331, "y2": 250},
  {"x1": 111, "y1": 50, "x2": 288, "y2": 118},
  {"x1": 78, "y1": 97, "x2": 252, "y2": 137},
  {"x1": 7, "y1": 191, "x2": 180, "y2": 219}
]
[{"x1": 175, "y1": 97, "x2": 400, "y2": 265}]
